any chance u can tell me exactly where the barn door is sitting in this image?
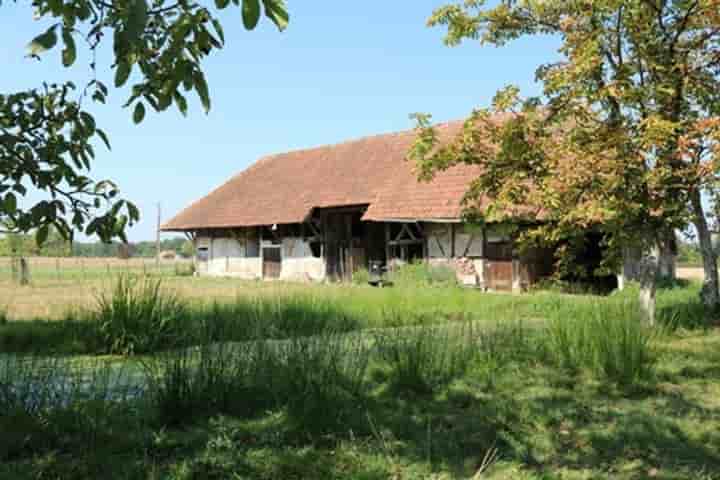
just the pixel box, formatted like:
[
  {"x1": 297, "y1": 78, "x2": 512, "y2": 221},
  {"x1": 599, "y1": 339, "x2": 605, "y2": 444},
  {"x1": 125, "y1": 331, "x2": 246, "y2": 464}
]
[
  {"x1": 262, "y1": 247, "x2": 281, "y2": 279},
  {"x1": 485, "y1": 260, "x2": 513, "y2": 291}
]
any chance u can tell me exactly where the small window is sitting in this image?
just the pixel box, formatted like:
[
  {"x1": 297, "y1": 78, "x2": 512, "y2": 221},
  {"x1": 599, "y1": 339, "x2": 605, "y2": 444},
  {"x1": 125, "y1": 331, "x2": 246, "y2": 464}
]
[{"x1": 197, "y1": 247, "x2": 209, "y2": 262}]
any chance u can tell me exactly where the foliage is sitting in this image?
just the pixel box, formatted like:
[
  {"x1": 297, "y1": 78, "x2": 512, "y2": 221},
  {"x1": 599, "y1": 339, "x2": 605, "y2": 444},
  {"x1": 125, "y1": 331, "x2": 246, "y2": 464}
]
[
  {"x1": 677, "y1": 240, "x2": 703, "y2": 265},
  {"x1": 1, "y1": 0, "x2": 289, "y2": 243},
  {"x1": 412, "y1": 0, "x2": 720, "y2": 304},
  {"x1": 0, "y1": 226, "x2": 71, "y2": 257}
]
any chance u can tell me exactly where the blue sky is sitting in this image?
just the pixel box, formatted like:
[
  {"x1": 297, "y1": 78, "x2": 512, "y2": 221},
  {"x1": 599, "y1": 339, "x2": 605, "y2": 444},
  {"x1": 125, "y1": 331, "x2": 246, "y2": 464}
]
[{"x1": 1, "y1": 2, "x2": 561, "y2": 241}]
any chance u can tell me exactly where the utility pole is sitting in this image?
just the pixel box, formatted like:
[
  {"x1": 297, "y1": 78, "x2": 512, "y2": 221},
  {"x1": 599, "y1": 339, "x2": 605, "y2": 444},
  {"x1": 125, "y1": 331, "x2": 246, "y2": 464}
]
[{"x1": 156, "y1": 202, "x2": 161, "y2": 268}]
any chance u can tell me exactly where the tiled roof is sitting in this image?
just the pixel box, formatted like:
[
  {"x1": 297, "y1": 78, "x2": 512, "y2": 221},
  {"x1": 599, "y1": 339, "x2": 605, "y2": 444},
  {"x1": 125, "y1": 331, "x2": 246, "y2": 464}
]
[{"x1": 161, "y1": 121, "x2": 488, "y2": 231}]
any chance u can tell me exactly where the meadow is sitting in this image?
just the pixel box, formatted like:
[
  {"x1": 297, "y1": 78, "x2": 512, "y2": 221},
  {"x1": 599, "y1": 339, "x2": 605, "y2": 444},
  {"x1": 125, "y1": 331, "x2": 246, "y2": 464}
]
[{"x1": 0, "y1": 262, "x2": 719, "y2": 479}]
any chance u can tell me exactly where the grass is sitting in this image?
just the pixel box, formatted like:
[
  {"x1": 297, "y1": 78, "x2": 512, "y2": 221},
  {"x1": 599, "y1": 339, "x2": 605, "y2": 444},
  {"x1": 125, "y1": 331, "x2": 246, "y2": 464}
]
[{"x1": 1, "y1": 272, "x2": 719, "y2": 478}]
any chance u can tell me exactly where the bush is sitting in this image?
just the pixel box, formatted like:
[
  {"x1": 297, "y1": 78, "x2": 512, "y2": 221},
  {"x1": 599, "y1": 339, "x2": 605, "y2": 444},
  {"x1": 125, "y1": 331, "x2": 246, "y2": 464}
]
[
  {"x1": 388, "y1": 262, "x2": 458, "y2": 288},
  {"x1": 543, "y1": 299, "x2": 656, "y2": 385},
  {"x1": 91, "y1": 275, "x2": 188, "y2": 355},
  {"x1": 373, "y1": 322, "x2": 477, "y2": 395},
  {"x1": 352, "y1": 267, "x2": 371, "y2": 285}
]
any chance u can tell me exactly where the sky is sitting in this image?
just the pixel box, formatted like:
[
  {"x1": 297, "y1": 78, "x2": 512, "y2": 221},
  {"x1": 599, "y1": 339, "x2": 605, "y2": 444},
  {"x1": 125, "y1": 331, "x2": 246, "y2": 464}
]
[{"x1": 1, "y1": 2, "x2": 562, "y2": 241}]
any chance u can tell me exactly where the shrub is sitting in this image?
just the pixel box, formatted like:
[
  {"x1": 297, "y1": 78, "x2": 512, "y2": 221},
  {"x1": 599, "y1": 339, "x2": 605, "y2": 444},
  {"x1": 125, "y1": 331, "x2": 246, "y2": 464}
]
[
  {"x1": 389, "y1": 262, "x2": 458, "y2": 288},
  {"x1": 373, "y1": 322, "x2": 477, "y2": 395},
  {"x1": 352, "y1": 267, "x2": 371, "y2": 285},
  {"x1": 91, "y1": 275, "x2": 188, "y2": 355}
]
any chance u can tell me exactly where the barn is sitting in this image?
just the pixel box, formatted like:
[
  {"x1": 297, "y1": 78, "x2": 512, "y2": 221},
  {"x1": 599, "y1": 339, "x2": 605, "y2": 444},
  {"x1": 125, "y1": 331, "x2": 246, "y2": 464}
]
[{"x1": 161, "y1": 122, "x2": 667, "y2": 291}]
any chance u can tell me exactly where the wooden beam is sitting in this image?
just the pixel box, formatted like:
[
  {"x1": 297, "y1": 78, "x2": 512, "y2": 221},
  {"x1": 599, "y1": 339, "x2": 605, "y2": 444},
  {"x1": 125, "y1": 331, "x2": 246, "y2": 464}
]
[
  {"x1": 385, "y1": 223, "x2": 392, "y2": 268},
  {"x1": 388, "y1": 239, "x2": 425, "y2": 246},
  {"x1": 450, "y1": 224, "x2": 457, "y2": 258}
]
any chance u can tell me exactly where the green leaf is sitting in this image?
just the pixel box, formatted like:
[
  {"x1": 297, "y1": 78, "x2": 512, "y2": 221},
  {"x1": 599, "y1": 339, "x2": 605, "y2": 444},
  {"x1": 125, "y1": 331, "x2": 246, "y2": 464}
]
[
  {"x1": 262, "y1": 0, "x2": 289, "y2": 31},
  {"x1": 96, "y1": 129, "x2": 112, "y2": 150},
  {"x1": 193, "y1": 71, "x2": 211, "y2": 113},
  {"x1": 215, "y1": 0, "x2": 230, "y2": 9},
  {"x1": 3, "y1": 192, "x2": 17, "y2": 213},
  {"x1": 127, "y1": 202, "x2": 140, "y2": 222},
  {"x1": 115, "y1": 60, "x2": 132, "y2": 87},
  {"x1": 242, "y1": 0, "x2": 261, "y2": 30},
  {"x1": 36, "y1": 225, "x2": 49, "y2": 246},
  {"x1": 174, "y1": 91, "x2": 188, "y2": 116},
  {"x1": 61, "y1": 28, "x2": 76, "y2": 67},
  {"x1": 80, "y1": 112, "x2": 96, "y2": 135},
  {"x1": 27, "y1": 25, "x2": 59, "y2": 56},
  {"x1": 126, "y1": 0, "x2": 148, "y2": 42},
  {"x1": 211, "y1": 18, "x2": 225, "y2": 44},
  {"x1": 133, "y1": 102, "x2": 146, "y2": 124}
]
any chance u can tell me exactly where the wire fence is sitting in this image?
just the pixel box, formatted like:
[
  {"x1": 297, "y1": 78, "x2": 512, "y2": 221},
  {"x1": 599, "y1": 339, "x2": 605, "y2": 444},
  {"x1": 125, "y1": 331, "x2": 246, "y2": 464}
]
[{"x1": 0, "y1": 256, "x2": 194, "y2": 283}]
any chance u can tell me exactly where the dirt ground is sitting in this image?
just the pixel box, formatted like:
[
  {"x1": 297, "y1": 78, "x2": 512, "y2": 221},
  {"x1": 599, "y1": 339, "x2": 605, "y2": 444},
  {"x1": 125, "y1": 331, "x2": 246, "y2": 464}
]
[{"x1": 677, "y1": 267, "x2": 704, "y2": 280}]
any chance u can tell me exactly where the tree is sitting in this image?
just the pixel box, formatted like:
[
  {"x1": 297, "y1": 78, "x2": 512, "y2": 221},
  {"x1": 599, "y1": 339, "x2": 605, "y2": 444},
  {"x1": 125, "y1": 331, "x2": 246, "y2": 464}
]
[
  {"x1": 411, "y1": 0, "x2": 720, "y2": 322},
  {"x1": 1, "y1": 0, "x2": 289, "y2": 244}
]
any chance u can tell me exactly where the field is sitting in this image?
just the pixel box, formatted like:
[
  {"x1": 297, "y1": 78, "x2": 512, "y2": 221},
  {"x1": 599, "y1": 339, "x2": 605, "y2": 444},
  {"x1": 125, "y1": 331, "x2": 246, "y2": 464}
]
[{"x1": 1, "y1": 261, "x2": 719, "y2": 479}]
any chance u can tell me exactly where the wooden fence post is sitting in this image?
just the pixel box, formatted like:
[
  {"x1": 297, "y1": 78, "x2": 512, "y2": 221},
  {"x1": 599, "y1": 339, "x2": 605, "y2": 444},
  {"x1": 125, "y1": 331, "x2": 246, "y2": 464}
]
[{"x1": 19, "y1": 257, "x2": 30, "y2": 286}]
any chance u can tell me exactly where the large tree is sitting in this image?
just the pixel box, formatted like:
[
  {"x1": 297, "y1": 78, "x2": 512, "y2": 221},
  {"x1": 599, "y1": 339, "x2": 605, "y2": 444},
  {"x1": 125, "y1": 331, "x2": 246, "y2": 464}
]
[
  {"x1": 411, "y1": 0, "x2": 720, "y2": 321},
  {"x1": 1, "y1": 0, "x2": 288, "y2": 244}
]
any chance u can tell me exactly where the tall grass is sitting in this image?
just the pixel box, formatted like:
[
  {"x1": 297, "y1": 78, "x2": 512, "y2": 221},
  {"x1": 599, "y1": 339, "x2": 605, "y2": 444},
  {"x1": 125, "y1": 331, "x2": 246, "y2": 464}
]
[
  {"x1": 0, "y1": 355, "x2": 137, "y2": 460},
  {"x1": 543, "y1": 299, "x2": 656, "y2": 385},
  {"x1": 92, "y1": 275, "x2": 188, "y2": 355},
  {"x1": 373, "y1": 322, "x2": 479, "y2": 395},
  {"x1": 144, "y1": 332, "x2": 371, "y2": 433},
  {"x1": 389, "y1": 262, "x2": 458, "y2": 288}
]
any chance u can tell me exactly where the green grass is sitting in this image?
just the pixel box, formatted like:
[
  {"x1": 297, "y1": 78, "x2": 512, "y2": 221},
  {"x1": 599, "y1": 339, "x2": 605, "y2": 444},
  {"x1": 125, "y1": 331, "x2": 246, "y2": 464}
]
[{"x1": 1, "y1": 277, "x2": 719, "y2": 478}]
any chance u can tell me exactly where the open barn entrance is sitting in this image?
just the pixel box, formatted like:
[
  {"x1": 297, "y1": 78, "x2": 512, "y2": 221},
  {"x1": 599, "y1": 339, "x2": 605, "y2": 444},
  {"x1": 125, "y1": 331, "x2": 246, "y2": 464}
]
[{"x1": 319, "y1": 207, "x2": 369, "y2": 282}]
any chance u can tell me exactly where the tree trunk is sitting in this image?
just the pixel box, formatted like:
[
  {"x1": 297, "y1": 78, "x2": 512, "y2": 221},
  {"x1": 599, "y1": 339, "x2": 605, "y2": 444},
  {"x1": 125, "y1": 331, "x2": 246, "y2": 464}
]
[
  {"x1": 638, "y1": 251, "x2": 658, "y2": 326},
  {"x1": 690, "y1": 189, "x2": 720, "y2": 310}
]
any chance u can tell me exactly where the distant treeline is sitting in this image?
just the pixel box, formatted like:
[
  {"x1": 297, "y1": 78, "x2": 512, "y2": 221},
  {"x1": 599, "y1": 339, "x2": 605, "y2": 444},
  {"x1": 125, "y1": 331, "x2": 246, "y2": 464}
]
[{"x1": 0, "y1": 229, "x2": 192, "y2": 259}]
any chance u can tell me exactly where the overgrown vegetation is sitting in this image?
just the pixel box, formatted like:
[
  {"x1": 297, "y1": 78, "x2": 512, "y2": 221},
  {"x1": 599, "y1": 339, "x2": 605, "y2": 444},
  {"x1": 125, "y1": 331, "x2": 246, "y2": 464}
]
[
  {"x1": 0, "y1": 277, "x2": 718, "y2": 478},
  {"x1": 389, "y1": 262, "x2": 458, "y2": 288}
]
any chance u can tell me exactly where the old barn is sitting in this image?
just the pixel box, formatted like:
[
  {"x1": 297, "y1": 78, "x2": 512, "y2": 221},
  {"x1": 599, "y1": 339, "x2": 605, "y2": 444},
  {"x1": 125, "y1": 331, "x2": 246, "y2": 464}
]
[{"x1": 161, "y1": 122, "x2": 664, "y2": 291}]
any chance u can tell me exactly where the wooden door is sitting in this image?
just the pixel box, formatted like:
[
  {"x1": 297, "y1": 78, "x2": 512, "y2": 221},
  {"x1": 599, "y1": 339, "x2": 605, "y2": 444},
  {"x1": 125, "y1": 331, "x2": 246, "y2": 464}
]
[
  {"x1": 262, "y1": 247, "x2": 281, "y2": 279},
  {"x1": 485, "y1": 260, "x2": 513, "y2": 291}
]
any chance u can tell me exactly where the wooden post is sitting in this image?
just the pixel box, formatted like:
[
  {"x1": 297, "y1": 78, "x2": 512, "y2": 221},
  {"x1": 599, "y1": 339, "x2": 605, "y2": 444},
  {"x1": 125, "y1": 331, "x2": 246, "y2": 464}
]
[
  {"x1": 450, "y1": 224, "x2": 456, "y2": 258},
  {"x1": 346, "y1": 214, "x2": 353, "y2": 281},
  {"x1": 155, "y1": 202, "x2": 162, "y2": 269},
  {"x1": 385, "y1": 223, "x2": 392, "y2": 271},
  {"x1": 19, "y1": 257, "x2": 30, "y2": 286}
]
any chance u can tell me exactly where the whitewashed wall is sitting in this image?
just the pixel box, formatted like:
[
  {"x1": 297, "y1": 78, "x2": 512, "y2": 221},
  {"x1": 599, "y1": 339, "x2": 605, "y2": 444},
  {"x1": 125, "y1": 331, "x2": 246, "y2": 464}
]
[
  {"x1": 280, "y1": 237, "x2": 325, "y2": 281},
  {"x1": 426, "y1": 224, "x2": 484, "y2": 258},
  {"x1": 195, "y1": 236, "x2": 261, "y2": 279},
  {"x1": 426, "y1": 224, "x2": 453, "y2": 258}
]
